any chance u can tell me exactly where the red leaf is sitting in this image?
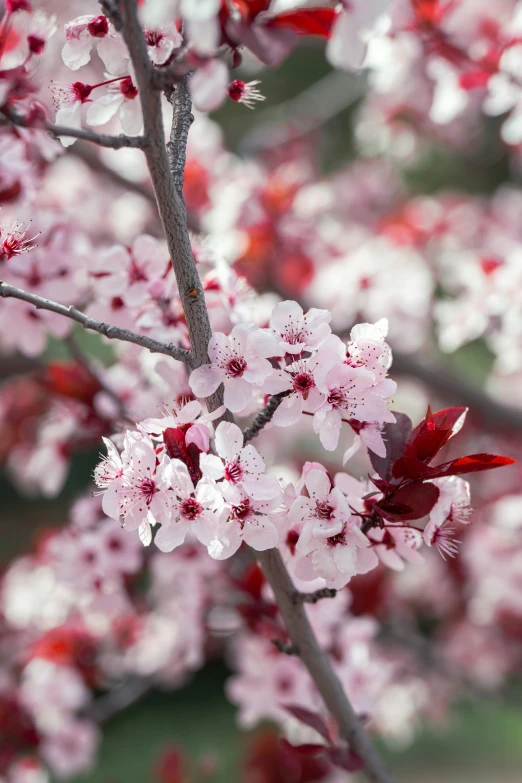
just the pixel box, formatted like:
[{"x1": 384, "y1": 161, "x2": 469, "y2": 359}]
[
  {"x1": 282, "y1": 705, "x2": 331, "y2": 743},
  {"x1": 393, "y1": 406, "x2": 467, "y2": 476},
  {"x1": 267, "y1": 7, "x2": 337, "y2": 38},
  {"x1": 376, "y1": 481, "x2": 440, "y2": 521},
  {"x1": 420, "y1": 453, "x2": 516, "y2": 480},
  {"x1": 326, "y1": 746, "x2": 365, "y2": 772},
  {"x1": 370, "y1": 412, "x2": 412, "y2": 482}
]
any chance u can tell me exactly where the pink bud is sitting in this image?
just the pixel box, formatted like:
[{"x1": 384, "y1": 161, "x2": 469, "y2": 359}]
[{"x1": 88, "y1": 15, "x2": 109, "y2": 38}]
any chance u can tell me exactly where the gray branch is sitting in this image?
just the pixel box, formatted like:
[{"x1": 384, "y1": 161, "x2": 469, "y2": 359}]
[
  {"x1": 0, "y1": 283, "x2": 190, "y2": 363},
  {"x1": 165, "y1": 75, "x2": 194, "y2": 195},
  {"x1": 243, "y1": 393, "x2": 286, "y2": 443},
  {"x1": 3, "y1": 109, "x2": 146, "y2": 149},
  {"x1": 116, "y1": 4, "x2": 394, "y2": 780},
  {"x1": 294, "y1": 587, "x2": 338, "y2": 604}
]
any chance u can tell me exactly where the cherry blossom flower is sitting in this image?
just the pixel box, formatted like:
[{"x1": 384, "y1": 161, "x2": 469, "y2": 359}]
[
  {"x1": 0, "y1": 219, "x2": 39, "y2": 260},
  {"x1": 62, "y1": 16, "x2": 127, "y2": 74},
  {"x1": 144, "y1": 24, "x2": 181, "y2": 65},
  {"x1": 264, "y1": 358, "x2": 325, "y2": 426},
  {"x1": 99, "y1": 436, "x2": 173, "y2": 536},
  {"x1": 265, "y1": 300, "x2": 332, "y2": 356},
  {"x1": 227, "y1": 79, "x2": 266, "y2": 109},
  {"x1": 49, "y1": 80, "x2": 93, "y2": 146},
  {"x1": 206, "y1": 484, "x2": 280, "y2": 559},
  {"x1": 423, "y1": 476, "x2": 473, "y2": 558},
  {"x1": 25, "y1": 10, "x2": 57, "y2": 56},
  {"x1": 368, "y1": 525, "x2": 424, "y2": 571},
  {"x1": 314, "y1": 361, "x2": 395, "y2": 451},
  {"x1": 200, "y1": 421, "x2": 281, "y2": 500},
  {"x1": 86, "y1": 76, "x2": 142, "y2": 136},
  {"x1": 189, "y1": 324, "x2": 278, "y2": 413},
  {"x1": 154, "y1": 459, "x2": 223, "y2": 553},
  {"x1": 290, "y1": 469, "x2": 378, "y2": 587}
]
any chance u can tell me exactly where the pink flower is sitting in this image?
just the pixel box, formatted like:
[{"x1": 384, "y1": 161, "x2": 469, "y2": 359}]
[
  {"x1": 100, "y1": 436, "x2": 173, "y2": 535},
  {"x1": 291, "y1": 469, "x2": 378, "y2": 588},
  {"x1": 264, "y1": 358, "x2": 325, "y2": 427},
  {"x1": 368, "y1": 525, "x2": 424, "y2": 571},
  {"x1": 86, "y1": 76, "x2": 142, "y2": 136},
  {"x1": 200, "y1": 421, "x2": 281, "y2": 500},
  {"x1": 49, "y1": 80, "x2": 93, "y2": 146},
  {"x1": 227, "y1": 79, "x2": 266, "y2": 109},
  {"x1": 62, "y1": 16, "x2": 127, "y2": 74},
  {"x1": 144, "y1": 24, "x2": 182, "y2": 65},
  {"x1": 0, "y1": 219, "x2": 39, "y2": 260},
  {"x1": 189, "y1": 324, "x2": 277, "y2": 413},
  {"x1": 313, "y1": 362, "x2": 394, "y2": 451},
  {"x1": 423, "y1": 476, "x2": 472, "y2": 558},
  {"x1": 88, "y1": 235, "x2": 168, "y2": 309},
  {"x1": 25, "y1": 10, "x2": 57, "y2": 56},
  {"x1": 206, "y1": 484, "x2": 280, "y2": 559},
  {"x1": 154, "y1": 460, "x2": 223, "y2": 553},
  {"x1": 266, "y1": 300, "x2": 332, "y2": 356}
]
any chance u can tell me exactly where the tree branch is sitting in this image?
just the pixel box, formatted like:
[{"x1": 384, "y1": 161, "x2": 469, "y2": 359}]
[
  {"x1": 118, "y1": 4, "x2": 393, "y2": 779},
  {"x1": 2, "y1": 109, "x2": 146, "y2": 149},
  {"x1": 243, "y1": 393, "x2": 286, "y2": 443},
  {"x1": 294, "y1": 588, "x2": 338, "y2": 604},
  {"x1": 258, "y1": 548, "x2": 394, "y2": 783},
  {"x1": 165, "y1": 75, "x2": 194, "y2": 195},
  {"x1": 0, "y1": 283, "x2": 190, "y2": 363}
]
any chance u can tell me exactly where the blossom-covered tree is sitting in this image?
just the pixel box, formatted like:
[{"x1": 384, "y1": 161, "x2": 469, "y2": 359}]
[{"x1": 1, "y1": 2, "x2": 521, "y2": 782}]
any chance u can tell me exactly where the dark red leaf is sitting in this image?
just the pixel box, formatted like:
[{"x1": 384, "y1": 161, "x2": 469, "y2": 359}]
[
  {"x1": 393, "y1": 406, "x2": 467, "y2": 476},
  {"x1": 420, "y1": 453, "x2": 516, "y2": 480},
  {"x1": 376, "y1": 481, "x2": 440, "y2": 521},
  {"x1": 282, "y1": 705, "x2": 331, "y2": 743},
  {"x1": 370, "y1": 412, "x2": 412, "y2": 482},
  {"x1": 326, "y1": 746, "x2": 365, "y2": 772},
  {"x1": 266, "y1": 7, "x2": 337, "y2": 38},
  {"x1": 279, "y1": 739, "x2": 326, "y2": 756}
]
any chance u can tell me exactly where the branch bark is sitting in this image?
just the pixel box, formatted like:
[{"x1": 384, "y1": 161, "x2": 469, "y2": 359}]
[
  {"x1": 117, "y1": 4, "x2": 394, "y2": 780},
  {"x1": 0, "y1": 283, "x2": 190, "y2": 363},
  {"x1": 243, "y1": 393, "x2": 286, "y2": 443},
  {"x1": 2, "y1": 109, "x2": 146, "y2": 149}
]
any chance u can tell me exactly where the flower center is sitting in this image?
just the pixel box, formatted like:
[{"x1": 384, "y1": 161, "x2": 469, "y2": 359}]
[
  {"x1": 231, "y1": 499, "x2": 252, "y2": 525},
  {"x1": 139, "y1": 478, "x2": 157, "y2": 503},
  {"x1": 144, "y1": 29, "x2": 163, "y2": 46},
  {"x1": 315, "y1": 501, "x2": 335, "y2": 519},
  {"x1": 292, "y1": 371, "x2": 315, "y2": 397},
  {"x1": 180, "y1": 497, "x2": 203, "y2": 521},
  {"x1": 226, "y1": 356, "x2": 247, "y2": 378},
  {"x1": 120, "y1": 77, "x2": 138, "y2": 100},
  {"x1": 326, "y1": 525, "x2": 346, "y2": 547},
  {"x1": 224, "y1": 461, "x2": 243, "y2": 483},
  {"x1": 283, "y1": 326, "x2": 307, "y2": 346},
  {"x1": 327, "y1": 388, "x2": 346, "y2": 407}
]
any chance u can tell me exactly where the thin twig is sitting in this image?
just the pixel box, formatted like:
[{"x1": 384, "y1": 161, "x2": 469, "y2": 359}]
[
  {"x1": 243, "y1": 393, "x2": 287, "y2": 443},
  {"x1": 272, "y1": 639, "x2": 299, "y2": 656},
  {"x1": 294, "y1": 588, "x2": 338, "y2": 605},
  {"x1": 0, "y1": 283, "x2": 190, "y2": 363},
  {"x1": 2, "y1": 109, "x2": 146, "y2": 149}
]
